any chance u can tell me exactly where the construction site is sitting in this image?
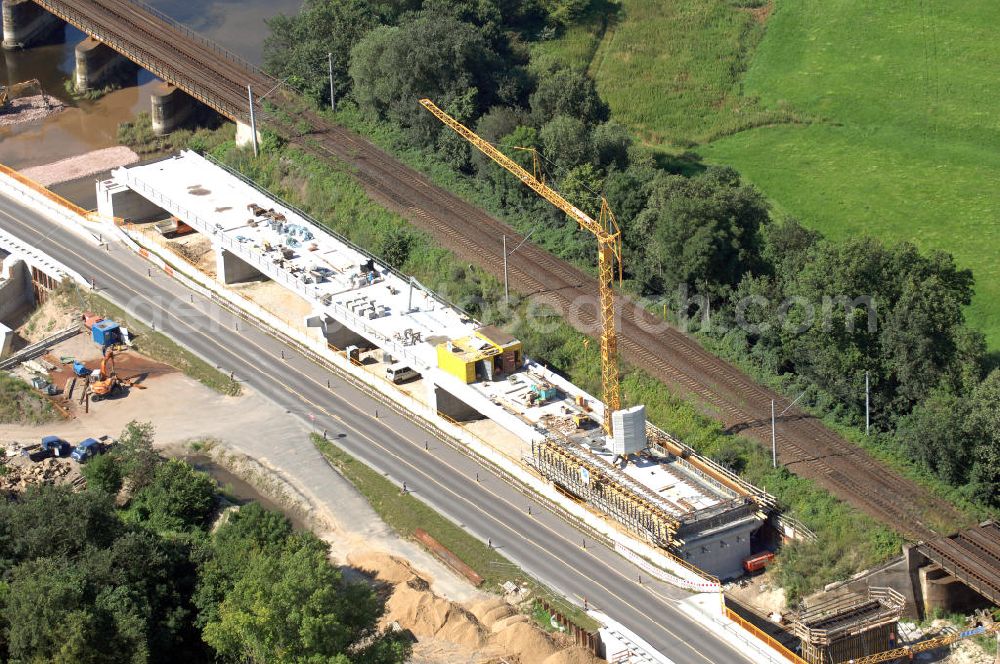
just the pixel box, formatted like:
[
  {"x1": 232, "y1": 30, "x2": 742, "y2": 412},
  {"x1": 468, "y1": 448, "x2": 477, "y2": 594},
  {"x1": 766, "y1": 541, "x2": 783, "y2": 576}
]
[
  {"x1": 90, "y1": 146, "x2": 779, "y2": 580},
  {"x1": 2, "y1": 145, "x2": 997, "y2": 662}
]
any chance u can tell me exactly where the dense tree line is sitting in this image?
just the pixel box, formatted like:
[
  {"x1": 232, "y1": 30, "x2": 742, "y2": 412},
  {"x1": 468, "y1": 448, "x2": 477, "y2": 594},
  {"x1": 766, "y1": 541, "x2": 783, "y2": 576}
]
[
  {"x1": 0, "y1": 422, "x2": 409, "y2": 663},
  {"x1": 263, "y1": 0, "x2": 998, "y2": 507}
]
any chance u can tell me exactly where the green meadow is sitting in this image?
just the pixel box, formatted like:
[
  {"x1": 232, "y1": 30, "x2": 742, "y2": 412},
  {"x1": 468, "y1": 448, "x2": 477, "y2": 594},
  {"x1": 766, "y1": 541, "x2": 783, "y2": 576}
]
[{"x1": 539, "y1": 0, "x2": 1000, "y2": 348}]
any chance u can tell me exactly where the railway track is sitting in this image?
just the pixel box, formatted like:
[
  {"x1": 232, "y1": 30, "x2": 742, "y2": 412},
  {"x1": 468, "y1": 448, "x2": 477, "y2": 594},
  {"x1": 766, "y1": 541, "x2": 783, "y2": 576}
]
[{"x1": 39, "y1": 0, "x2": 969, "y2": 539}]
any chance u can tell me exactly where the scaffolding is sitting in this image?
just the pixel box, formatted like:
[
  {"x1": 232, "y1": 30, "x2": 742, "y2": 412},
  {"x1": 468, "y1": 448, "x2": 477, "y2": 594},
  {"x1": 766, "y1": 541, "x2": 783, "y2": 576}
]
[
  {"x1": 790, "y1": 588, "x2": 905, "y2": 664},
  {"x1": 531, "y1": 436, "x2": 679, "y2": 547}
]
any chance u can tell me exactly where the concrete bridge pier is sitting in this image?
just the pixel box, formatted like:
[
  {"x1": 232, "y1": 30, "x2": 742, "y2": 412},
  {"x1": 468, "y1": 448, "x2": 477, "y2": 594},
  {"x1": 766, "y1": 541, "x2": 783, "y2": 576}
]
[
  {"x1": 74, "y1": 37, "x2": 137, "y2": 93},
  {"x1": 151, "y1": 82, "x2": 194, "y2": 135},
  {"x1": 2, "y1": 0, "x2": 63, "y2": 50},
  {"x1": 305, "y1": 311, "x2": 368, "y2": 350},
  {"x1": 215, "y1": 246, "x2": 263, "y2": 285}
]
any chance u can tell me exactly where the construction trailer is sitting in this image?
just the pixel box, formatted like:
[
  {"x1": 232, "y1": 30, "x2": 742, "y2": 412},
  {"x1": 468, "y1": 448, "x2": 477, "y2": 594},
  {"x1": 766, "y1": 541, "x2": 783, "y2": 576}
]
[
  {"x1": 436, "y1": 325, "x2": 523, "y2": 384},
  {"x1": 790, "y1": 588, "x2": 905, "y2": 664}
]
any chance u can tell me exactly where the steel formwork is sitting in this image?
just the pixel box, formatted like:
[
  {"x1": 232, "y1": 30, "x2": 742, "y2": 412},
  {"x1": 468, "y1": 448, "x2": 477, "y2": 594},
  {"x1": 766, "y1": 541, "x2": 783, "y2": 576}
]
[
  {"x1": 791, "y1": 588, "x2": 905, "y2": 664},
  {"x1": 532, "y1": 437, "x2": 679, "y2": 547}
]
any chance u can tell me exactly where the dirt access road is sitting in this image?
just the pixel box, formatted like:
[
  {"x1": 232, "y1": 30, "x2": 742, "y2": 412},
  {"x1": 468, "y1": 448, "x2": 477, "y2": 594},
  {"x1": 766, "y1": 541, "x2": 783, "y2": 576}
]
[{"x1": 283, "y1": 109, "x2": 967, "y2": 540}]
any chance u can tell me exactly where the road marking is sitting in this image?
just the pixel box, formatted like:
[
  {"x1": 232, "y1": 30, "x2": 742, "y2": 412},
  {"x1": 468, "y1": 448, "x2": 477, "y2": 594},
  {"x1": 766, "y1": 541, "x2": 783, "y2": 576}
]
[{"x1": 0, "y1": 207, "x2": 735, "y2": 663}]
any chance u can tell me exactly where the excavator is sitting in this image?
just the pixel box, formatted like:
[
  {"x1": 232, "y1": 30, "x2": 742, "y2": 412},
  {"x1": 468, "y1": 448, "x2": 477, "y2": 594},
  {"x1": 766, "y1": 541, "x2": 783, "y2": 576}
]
[
  {"x1": 0, "y1": 78, "x2": 47, "y2": 112},
  {"x1": 90, "y1": 348, "x2": 121, "y2": 401}
]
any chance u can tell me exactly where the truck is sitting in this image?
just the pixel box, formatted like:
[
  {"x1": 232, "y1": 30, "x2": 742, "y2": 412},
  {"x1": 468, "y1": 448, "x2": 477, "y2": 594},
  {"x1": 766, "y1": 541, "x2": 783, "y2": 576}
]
[
  {"x1": 70, "y1": 438, "x2": 103, "y2": 463},
  {"x1": 40, "y1": 435, "x2": 71, "y2": 458}
]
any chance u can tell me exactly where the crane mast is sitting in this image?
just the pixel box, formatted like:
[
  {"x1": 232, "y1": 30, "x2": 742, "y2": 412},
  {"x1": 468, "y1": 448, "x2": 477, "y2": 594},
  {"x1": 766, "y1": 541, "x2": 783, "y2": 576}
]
[{"x1": 419, "y1": 99, "x2": 623, "y2": 436}]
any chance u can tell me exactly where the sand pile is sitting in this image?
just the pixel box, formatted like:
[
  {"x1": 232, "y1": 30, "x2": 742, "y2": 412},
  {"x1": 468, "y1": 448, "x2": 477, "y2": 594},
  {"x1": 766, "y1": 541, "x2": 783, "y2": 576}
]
[
  {"x1": 350, "y1": 550, "x2": 425, "y2": 585},
  {"x1": 542, "y1": 647, "x2": 600, "y2": 664},
  {"x1": 0, "y1": 95, "x2": 66, "y2": 128},
  {"x1": 349, "y1": 550, "x2": 599, "y2": 664},
  {"x1": 492, "y1": 621, "x2": 558, "y2": 664}
]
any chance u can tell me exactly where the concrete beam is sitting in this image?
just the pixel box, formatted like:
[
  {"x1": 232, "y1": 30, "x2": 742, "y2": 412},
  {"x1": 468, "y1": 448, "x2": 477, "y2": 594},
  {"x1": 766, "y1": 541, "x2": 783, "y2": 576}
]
[
  {"x1": 304, "y1": 312, "x2": 369, "y2": 350},
  {"x1": 430, "y1": 383, "x2": 484, "y2": 422},
  {"x1": 0, "y1": 320, "x2": 13, "y2": 358},
  {"x1": 216, "y1": 246, "x2": 263, "y2": 285},
  {"x1": 2, "y1": 0, "x2": 63, "y2": 50}
]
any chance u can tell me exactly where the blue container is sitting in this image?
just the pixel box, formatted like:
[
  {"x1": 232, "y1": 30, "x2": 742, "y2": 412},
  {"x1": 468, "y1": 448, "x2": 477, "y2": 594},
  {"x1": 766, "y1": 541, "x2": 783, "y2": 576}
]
[{"x1": 92, "y1": 320, "x2": 120, "y2": 347}]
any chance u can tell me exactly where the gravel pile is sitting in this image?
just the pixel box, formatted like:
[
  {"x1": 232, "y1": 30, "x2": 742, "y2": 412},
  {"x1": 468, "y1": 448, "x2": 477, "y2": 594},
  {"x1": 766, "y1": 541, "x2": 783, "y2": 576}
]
[
  {"x1": 21, "y1": 145, "x2": 140, "y2": 186},
  {"x1": 0, "y1": 94, "x2": 66, "y2": 128}
]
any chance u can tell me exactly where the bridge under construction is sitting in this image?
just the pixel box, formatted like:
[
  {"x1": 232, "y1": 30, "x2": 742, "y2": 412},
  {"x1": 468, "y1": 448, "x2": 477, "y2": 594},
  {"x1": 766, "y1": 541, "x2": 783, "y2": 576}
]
[{"x1": 99, "y1": 150, "x2": 777, "y2": 578}]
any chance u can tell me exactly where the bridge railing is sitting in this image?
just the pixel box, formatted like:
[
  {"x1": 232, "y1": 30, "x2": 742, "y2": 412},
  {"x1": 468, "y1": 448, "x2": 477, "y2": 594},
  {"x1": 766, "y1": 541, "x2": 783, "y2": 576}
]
[{"x1": 121, "y1": 0, "x2": 268, "y2": 77}]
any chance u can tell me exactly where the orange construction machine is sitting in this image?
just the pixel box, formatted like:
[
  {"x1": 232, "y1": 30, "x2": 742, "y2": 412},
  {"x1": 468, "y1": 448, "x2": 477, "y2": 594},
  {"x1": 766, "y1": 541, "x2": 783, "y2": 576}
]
[{"x1": 90, "y1": 349, "x2": 121, "y2": 401}]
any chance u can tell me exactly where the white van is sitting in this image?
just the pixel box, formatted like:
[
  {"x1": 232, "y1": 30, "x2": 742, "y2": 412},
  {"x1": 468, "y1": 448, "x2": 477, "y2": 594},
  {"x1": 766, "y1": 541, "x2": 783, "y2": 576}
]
[{"x1": 386, "y1": 363, "x2": 418, "y2": 384}]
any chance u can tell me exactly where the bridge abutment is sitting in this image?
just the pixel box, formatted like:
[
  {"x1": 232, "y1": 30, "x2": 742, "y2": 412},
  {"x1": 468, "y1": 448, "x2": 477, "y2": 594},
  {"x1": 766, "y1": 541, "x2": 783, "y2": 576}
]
[
  {"x1": 74, "y1": 37, "x2": 137, "y2": 93},
  {"x1": 2, "y1": 0, "x2": 63, "y2": 50},
  {"x1": 151, "y1": 82, "x2": 194, "y2": 135}
]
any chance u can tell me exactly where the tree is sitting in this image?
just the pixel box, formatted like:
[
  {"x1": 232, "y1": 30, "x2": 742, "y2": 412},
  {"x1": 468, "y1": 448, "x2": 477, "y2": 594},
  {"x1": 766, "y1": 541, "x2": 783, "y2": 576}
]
[
  {"x1": 529, "y1": 64, "x2": 609, "y2": 127},
  {"x1": 896, "y1": 389, "x2": 970, "y2": 485},
  {"x1": 0, "y1": 486, "x2": 121, "y2": 568},
  {"x1": 349, "y1": 12, "x2": 505, "y2": 140},
  {"x1": 113, "y1": 420, "x2": 160, "y2": 490},
  {"x1": 0, "y1": 491, "x2": 201, "y2": 663},
  {"x1": 540, "y1": 114, "x2": 591, "y2": 176},
  {"x1": 202, "y1": 534, "x2": 408, "y2": 663},
  {"x1": 968, "y1": 369, "x2": 1000, "y2": 507},
  {"x1": 130, "y1": 460, "x2": 217, "y2": 532},
  {"x1": 3, "y1": 559, "x2": 101, "y2": 663},
  {"x1": 82, "y1": 453, "x2": 123, "y2": 495},
  {"x1": 377, "y1": 228, "x2": 414, "y2": 269},
  {"x1": 634, "y1": 166, "x2": 769, "y2": 297},
  {"x1": 264, "y1": 0, "x2": 381, "y2": 106},
  {"x1": 472, "y1": 106, "x2": 523, "y2": 174},
  {"x1": 539, "y1": 0, "x2": 592, "y2": 27},
  {"x1": 778, "y1": 239, "x2": 980, "y2": 425},
  {"x1": 194, "y1": 503, "x2": 295, "y2": 630},
  {"x1": 591, "y1": 120, "x2": 632, "y2": 171}
]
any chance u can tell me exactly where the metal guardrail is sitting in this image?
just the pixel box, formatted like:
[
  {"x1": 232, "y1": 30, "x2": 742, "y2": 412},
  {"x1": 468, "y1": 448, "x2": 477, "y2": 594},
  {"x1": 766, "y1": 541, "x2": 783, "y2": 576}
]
[{"x1": 122, "y1": 0, "x2": 264, "y2": 73}]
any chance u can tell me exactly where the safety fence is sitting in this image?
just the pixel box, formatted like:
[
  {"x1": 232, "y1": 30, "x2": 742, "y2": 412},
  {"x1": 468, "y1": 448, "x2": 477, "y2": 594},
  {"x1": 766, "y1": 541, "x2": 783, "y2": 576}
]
[
  {"x1": 614, "y1": 543, "x2": 721, "y2": 593},
  {"x1": 725, "y1": 608, "x2": 808, "y2": 664}
]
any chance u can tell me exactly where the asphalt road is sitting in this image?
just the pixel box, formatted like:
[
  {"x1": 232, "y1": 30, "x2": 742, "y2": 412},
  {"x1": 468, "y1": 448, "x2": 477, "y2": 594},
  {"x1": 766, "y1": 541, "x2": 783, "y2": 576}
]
[{"x1": 0, "y1": 194, "x2": 754, "y2": 664}]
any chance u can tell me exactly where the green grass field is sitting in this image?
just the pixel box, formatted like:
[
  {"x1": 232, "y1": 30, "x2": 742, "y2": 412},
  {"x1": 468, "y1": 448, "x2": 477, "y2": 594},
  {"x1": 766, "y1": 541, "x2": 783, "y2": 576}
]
[{"x1": 539, "y1": 0, "x2": 1000, "y2": 348}]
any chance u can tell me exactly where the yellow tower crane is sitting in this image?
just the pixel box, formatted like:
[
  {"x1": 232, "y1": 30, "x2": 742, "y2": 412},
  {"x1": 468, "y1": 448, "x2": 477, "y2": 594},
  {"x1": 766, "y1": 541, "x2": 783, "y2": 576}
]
[{"x1": 420, "y1": 98, "x2": 623, "y2": 436}]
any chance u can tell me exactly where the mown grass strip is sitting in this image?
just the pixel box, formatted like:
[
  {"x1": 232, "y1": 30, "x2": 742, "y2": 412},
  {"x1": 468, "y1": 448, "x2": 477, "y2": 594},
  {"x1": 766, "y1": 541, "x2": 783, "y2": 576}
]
[{"x1": 312, "y1": 434, "x2": 600, "y2": 631}]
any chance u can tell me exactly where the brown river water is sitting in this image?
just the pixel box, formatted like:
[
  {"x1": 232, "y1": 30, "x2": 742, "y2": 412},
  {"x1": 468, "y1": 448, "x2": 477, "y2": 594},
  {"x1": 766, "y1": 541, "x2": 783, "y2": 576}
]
[{"x1": 0, "y1": 0, "x2": 301, "y2": 169}]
